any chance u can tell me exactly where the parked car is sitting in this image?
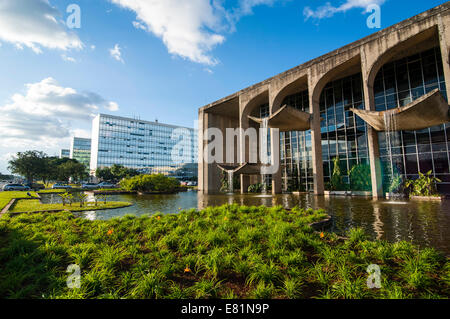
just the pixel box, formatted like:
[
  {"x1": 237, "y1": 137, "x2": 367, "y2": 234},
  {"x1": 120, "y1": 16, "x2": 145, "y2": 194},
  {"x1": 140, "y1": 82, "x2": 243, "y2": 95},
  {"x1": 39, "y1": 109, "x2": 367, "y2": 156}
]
[
  {"x1": 81, "y1": 183, "x2": 98, "y2": 190},
  {"x1": 2, "y1": 184, "x2": 31, "y2": 191},
  {"x1": 52, "y1": 184, "x2": 73, "y2": 190},
  {"x1": 25, "y1": 183, "x2": 45, "y2": 191},
  {"x1": 187, "y1": 181, "x2": 197, "y2": 186},
  {"x1": 97, "y1": 182, "x2": 117, "y2": 188}
]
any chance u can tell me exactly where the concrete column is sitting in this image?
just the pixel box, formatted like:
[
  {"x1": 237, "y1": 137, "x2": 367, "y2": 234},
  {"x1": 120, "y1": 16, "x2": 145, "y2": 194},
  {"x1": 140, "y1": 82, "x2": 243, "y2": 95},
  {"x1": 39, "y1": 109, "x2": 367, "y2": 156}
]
[
  {"x1": 438, "y1": 15, "x2": 450, "y2": 100},
  {"x1": 361, "y1": 47, "x2": 384, "y2": 198},
  {"x1": 239, "y1": 96, "x2": 250, "y2": 194},
  {"x1": 270, "y1": 128, "x2": 282, "y2": 194},
  {"x1": 310, "y1": 103, "x2": 325, "y2": 195},
  {"x1": 201, "y1": 112, "x2": 222, "y2": 194},
  {"x1": 198, "y1": 110, "x2": 205, "y2": 193},
  {"x1": 241, "y1": 175, "x2": 250, "y2": 194},
  {"x1": 308, "y1": 74, "x2": 325, "y2": 196}
]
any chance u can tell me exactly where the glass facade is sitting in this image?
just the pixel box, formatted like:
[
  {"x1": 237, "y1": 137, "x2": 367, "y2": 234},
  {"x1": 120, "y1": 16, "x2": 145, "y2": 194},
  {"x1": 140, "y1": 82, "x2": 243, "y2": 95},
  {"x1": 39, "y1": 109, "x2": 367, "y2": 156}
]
[
  {"x1": 252, "y1": 47, "x2": 449, "y2": 194},
  {"x1": 91, "y1": 114, "x2": 198, "y2": 180},
  {"x1": 59, "y1": 149, "x2": 70, "y2": 159},
  {"x1": 70, "y1": 137, "x2": 91, "y2": 170},
  {"x1": 373, "y1": 47, "x2": 450, "y2": 193},
  {"x1": 281, "y1": 91, "x2": 313, "y2": 191},
  {"x1": 320, "y1": 73, "x2": 369, "y2": 187},
  {"x1": 259, "y1": 91, "x2": 313, "y2": 191}
]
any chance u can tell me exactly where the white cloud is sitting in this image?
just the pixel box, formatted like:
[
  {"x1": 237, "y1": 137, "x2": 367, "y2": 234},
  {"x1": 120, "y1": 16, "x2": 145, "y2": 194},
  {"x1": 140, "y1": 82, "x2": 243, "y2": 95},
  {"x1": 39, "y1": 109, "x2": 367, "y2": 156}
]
[
  {"x1": 71, "y1": 128, "x2": 92, "y2": 139},
  {"x1": 109, "y1": 43, "x2": 124, "y2": 63},
  {"x1": 90, "y1": 45, "x2": 96, "y2": 50},
  {"x1": 132, "y1": 20, "x2": 146, "y2": 31},
  {"x1": 236, "y1": 0, "x2": 277, "y2": 16},
  {"x1": 304, "y1": 0, "x2": 385, "y2": 20},
  {"x1": 0, "y1": 77, "x2": 119, "y2": 145},
  {"x1": 0, "y1": 0, "x2": 83, "y2": 53},
  {"x1": 110, "y1": 0, "x2": 281, "y2": 65},
  {"x1": 61, "y1": 54, "x2": 76, "y2": 63},
  {"x1": 106, "y1": 101, "x2": 119, "y2": 111}
]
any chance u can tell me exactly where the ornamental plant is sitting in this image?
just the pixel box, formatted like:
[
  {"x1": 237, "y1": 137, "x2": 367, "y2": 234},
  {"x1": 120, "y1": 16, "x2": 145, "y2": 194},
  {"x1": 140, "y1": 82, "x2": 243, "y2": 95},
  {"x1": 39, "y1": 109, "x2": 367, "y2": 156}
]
[
  {"x1": 330, "y1": 157, "x2": 346, "y2": 191},
  {"x1": 405, "y1": 171, "x2": 441, "y2": 197}
]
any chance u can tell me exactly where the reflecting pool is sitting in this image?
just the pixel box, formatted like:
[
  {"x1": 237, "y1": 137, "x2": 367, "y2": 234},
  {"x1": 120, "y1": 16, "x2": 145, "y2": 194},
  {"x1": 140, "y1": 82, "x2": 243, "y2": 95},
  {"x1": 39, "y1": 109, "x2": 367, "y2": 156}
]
[{"x1": 41, "y1": 191, "x2": 450, "y2": 256}]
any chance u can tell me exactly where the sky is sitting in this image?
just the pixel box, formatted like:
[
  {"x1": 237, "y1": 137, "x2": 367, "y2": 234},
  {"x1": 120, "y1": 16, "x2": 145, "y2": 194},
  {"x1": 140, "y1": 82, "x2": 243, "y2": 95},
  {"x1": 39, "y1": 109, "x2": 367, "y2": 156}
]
[{"x1": 0, "y1": 0, "x2": 447, "y2": 173}]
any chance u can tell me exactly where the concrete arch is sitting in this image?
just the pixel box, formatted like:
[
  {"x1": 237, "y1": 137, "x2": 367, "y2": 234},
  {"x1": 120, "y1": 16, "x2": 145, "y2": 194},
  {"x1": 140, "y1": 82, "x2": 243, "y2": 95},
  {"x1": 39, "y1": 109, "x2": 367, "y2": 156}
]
[
  {"x1": 311, "y1": 54, "x2": 362, "y2": 104},
  {"x1": 270, "y1": 74, "x2": 308, "y2": 114},
  {"x1": 240, "y1": 89, "x2": 270, "y2": 122},
  {"x1": 366, "y1": 26, "x2": 439, "y2": 93},
  {"x1": 238, "y1": 88, "x2": 269, "y2": 163},
  {"x1": 238, "y1": 89, "x2": 271, "y2": 193}
]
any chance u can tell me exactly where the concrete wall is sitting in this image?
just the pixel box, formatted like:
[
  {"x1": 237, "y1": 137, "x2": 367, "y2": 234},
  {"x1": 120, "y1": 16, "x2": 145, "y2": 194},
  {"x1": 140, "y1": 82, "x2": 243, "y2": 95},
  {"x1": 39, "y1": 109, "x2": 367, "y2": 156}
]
[{"x1": 199, "y1": 3, "x2": 450, "y2": 197}]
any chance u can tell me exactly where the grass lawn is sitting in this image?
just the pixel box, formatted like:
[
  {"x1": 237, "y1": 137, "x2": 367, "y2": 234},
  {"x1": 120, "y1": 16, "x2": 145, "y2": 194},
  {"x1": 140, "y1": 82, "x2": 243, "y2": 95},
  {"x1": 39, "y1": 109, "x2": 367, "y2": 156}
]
[
  {"x1": 0, "y1": 191, "x2": 39, "y2": 211},
  {"x1": 9, "y1": 199, "x2": 132, "y2": 213},
  {"x1": 0, "y1": 204, "x2": 448, "y2": 299}
]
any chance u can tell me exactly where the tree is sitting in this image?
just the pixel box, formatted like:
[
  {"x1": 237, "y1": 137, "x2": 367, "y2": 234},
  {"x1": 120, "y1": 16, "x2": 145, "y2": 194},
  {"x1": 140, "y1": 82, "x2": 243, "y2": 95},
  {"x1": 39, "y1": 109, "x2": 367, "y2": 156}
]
[
  {"x1": 58, "y1": 161, "x2": 88, "y2": 182},
  {"x1": 96, "y1": 165, "x2": 140, "y2": 182},
  {"x1": 38, "y1": 157, "x2": 57, "y2": 186},
  {"x1": 96, "y1": 167, "x2": 114, "y2": 181},
  {"x1": 8, "y1": 151, "x2": 47, "y2": 183},
  {"x1": 0, "y1": 172, "x2": 13, "y2": 180}
]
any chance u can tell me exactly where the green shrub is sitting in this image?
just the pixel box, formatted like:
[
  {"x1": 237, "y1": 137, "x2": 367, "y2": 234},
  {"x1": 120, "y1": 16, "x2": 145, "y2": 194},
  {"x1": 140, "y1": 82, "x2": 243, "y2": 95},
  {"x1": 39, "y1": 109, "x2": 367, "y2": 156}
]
[
  {"x1": 330, "y1": 157, "x2": 346, "y2": 191},
  {"x1": 349, "y1": 163, "x2": 372, "y2": 191},
  {"x1": 388, "y1": 174, "x2": 404, "y2": 194},
  {"x1": 120, "y1": 174, "x2": 180, "y2": 193},
  {"x1": 405, "y1": 171, "x2": 441, "y2": 197},
  {"x1": 248, "y1": 183, "x2": 264, "y2": 193}
]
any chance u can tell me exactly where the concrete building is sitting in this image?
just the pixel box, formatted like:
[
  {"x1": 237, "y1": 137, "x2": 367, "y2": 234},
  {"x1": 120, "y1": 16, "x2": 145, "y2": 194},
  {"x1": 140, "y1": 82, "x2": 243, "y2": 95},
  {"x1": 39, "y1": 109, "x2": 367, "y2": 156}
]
[
  {"x1": 90, "y1": 114, "x2": 198, "y2": 179},
  {"x1": 59, "y1": 149, "x2": 70, "y2": 159},
  {"x1": 198, "y1": 3, "x2": 450, "y2": 197},
  {"x1": 70, "y1": 137, "x2": 91, "y2": 170}
]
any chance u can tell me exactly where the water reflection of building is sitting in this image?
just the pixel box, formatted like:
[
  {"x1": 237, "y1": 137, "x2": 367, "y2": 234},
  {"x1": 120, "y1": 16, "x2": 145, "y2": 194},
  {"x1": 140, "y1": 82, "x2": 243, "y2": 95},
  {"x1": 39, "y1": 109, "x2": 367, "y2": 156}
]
[
  {"x1": 199, "y1": 4, "x2": 450, "y2": 197},
  {"x1": 90, "y1": 114, "x2": 198, "y2": 180}
]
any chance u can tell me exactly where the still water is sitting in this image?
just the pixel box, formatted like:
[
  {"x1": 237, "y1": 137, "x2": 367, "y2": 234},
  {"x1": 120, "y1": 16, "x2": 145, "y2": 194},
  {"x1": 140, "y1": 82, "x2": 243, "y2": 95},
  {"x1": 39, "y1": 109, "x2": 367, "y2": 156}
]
[{"x1": 41, "y1": 191, "x2": 450, "y2": 256}]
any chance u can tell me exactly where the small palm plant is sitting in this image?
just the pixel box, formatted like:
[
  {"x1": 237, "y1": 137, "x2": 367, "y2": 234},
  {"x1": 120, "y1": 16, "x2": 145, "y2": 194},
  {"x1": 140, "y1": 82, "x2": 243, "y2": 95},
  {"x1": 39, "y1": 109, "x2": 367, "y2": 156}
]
[
  {"x1": 94, "y1": 194, "x2": 100, "y2": 206},
  {"x1": 58, "y1": 192, "x2": 70, "y2": 206},
  {"x1": 77, "y1": 193, "x2": 88, "y2": 207},
  {"x1": 405, "y1": 171, "x2": 441, "y2": 197},
  {"x1": 67, "y1": 193, "x2": 74, "y2": 206}
]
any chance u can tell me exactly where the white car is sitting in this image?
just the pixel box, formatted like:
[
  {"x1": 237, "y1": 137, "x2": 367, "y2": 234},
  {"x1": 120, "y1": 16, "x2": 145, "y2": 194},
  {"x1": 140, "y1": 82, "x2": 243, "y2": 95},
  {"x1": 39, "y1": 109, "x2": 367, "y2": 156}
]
[
  {"x1": 82, "y1": 183, "x2": 98, "y2": 189},
  {"x1": 97, "y1": 182, "x2": 117, "y2": 188},
  {"x1": 2, "y1": 184, "x2": 31, "y2": 191},
  {"x1": 52, "y1": 184, "x2": 73, "y2": 190}
]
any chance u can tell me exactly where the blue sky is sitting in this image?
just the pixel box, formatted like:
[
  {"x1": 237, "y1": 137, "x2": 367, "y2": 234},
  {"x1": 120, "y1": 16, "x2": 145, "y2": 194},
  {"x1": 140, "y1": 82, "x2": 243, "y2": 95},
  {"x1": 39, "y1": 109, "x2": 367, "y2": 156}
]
[{"x1": 0, "y1": 0, "x2": 447, "y2": 173}]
